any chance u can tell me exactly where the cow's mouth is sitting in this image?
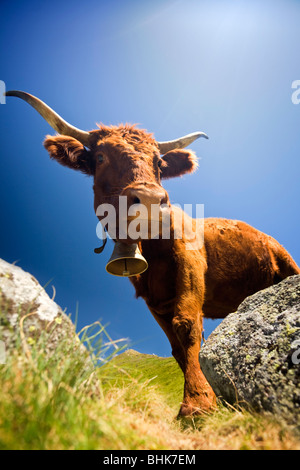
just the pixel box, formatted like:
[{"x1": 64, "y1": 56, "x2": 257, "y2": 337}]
[{"x1": 119, "y1": 205, "x2": 172, "y2": 242}]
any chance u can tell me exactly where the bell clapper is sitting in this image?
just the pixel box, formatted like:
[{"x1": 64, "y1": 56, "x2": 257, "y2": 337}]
[
  {"x1": 123, "y1": 258, "x2": 130, "y2": 276},
  {"x1": 105, "y1": 241, "x2": 148, "y2": 277}
]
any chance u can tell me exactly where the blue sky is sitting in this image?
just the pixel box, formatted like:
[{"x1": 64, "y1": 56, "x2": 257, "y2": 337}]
[{"x1": 1, "y1": 0, "x2": 299, "y2": 356}]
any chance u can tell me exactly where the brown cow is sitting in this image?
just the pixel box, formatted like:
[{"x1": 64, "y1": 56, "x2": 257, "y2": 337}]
[{"x1": 6, "y1": 90, "x2": 300, "y2": 417}]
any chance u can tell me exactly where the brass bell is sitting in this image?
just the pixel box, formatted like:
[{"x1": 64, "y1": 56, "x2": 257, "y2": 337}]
[{"x1": 106, "y1": 242, "x2": 148, "y2": 277}]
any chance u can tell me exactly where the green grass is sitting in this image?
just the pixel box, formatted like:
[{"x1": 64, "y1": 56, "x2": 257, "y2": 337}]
[
  {"x1": 99, "y1": 348, "x2": 184, "y2": 410},
  {"x1": 0, "y1": 312, "x2": 299, "y2": 450}
]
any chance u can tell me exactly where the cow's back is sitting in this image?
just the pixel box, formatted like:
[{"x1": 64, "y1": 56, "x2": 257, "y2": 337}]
[{"x1": 202, "y1": 218, "x2": 300, "y2": 318}]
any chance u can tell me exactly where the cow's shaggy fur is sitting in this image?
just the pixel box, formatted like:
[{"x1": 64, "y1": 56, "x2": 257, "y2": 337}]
[{"x1": 43, "y1": 124, "x2": 300, "y2": 416}]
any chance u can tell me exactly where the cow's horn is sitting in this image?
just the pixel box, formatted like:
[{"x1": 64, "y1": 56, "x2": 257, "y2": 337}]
[
  {"x1": 157, "y1": 131, "x2": 208, "y2": 154},
  {"x1": 5, "y1": 90, "x2": 92, "y2": 148}
]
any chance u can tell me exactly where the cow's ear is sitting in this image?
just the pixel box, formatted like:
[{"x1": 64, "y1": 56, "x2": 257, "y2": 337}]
[
  {"x1": 43, "y1": 135, "x2": 94, "y2": 175},
  {"x1": 160, "y1": 149, "x2": 198, "y2": 179}
]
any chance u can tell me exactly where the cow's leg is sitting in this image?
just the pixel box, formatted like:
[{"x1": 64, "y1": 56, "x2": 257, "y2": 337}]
[
  {"x1": 150, "y1": 310, "x2": 186, "y2": 373},
  {"x1": 172, "y1": 306, "x2": 216, "y2": 417}
]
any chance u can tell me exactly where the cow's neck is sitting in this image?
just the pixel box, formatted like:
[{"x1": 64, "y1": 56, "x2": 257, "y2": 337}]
[
  {"x1": 139, "y1": 237, "x2": 175, "y2": 259},
  {"x1": 131, "y1": 237, "x2": 177, "y2": 312}
]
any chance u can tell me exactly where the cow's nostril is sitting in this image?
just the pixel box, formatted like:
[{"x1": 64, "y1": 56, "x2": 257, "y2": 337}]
[
  {"x1": 160, "y1": 195, "x2": 168, "y2": 206},
  {"x1": 133, "y1": 196, "x2": 140, "y2": 204}
]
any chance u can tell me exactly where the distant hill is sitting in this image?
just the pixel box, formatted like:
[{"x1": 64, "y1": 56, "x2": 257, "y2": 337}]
[{"x1": 99, "y1": 349, "x2": 184, "y2": 411}]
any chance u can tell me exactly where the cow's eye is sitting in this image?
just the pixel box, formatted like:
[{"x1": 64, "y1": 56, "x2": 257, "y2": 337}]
[{"x1": 98, "y1": 154, "x2": 104, "y2": 163}]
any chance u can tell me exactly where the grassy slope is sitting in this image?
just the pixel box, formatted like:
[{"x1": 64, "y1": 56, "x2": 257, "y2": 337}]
[
  {"x1": 0, "y1": 316, "x2": 299, "y2": 450},
  {"x1": 100, "y1": 349, "x2": 184, "y2": 409},
  {"x1": 99, "y1": 349, "x2": 300, "y2": 450}
]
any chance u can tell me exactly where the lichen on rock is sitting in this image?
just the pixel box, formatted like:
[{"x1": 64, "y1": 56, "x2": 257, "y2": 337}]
[{"x1": 199, "y1": 275, "x2": 300, "y2": 427}]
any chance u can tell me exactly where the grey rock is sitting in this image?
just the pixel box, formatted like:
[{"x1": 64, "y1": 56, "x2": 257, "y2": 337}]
[
  {"x1": 199, "y1": 275, "x2": 300, "y2": 425},
  {"x1": 0, "y1": 258, "x2": 80, "y2": 358}
]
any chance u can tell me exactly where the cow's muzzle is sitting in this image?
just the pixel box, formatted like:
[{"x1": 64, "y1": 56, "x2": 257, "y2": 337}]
[{"x1": 121, "y1": 182, "x2": 169, "y2": 209}]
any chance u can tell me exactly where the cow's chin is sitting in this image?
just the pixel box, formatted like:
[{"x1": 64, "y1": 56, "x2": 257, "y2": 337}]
[
  {"x1": 115, "y1": 236, "x2": 139, "y2": 246},
  {"x1": 115, "y1": 218, "x2": 165, "y2": 245}
]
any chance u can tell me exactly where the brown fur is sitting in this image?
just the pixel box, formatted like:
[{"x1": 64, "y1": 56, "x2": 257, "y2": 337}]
[{"x1": 43, "y1": 124, "x2": 300, "y2": 417}]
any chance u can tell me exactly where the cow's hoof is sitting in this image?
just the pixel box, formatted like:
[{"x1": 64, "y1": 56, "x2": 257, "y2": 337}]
[
  {"x1": 177, "y1": 402, "x2": 215, "y2": 418},
  {"x1": 178, "y1": 394, "x2": 217, "y2": 418},
  {"x1": 178, "y1": 403, "x2": 199, "y2": 418}
]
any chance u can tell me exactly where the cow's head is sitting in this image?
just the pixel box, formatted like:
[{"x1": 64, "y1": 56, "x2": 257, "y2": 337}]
[{"x1": 6, "y1": 91, "x2": 208, "y2": 243}]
